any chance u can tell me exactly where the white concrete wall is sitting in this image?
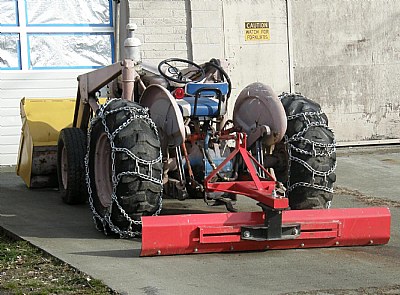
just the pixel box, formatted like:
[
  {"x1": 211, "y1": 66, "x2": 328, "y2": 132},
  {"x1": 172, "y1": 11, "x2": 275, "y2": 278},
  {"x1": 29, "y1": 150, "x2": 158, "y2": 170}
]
[
  {"x1": 128, "y1": 0, "x2": 190, "y2": 63},
  {"x1": 220, "y1": 0, "x2": 290, "y2": 115},
  {"x1": 290, "y1": 0, "x2": 400, "y2": 143},
  {"x1": 189, "y1": 0, "x2": 224, "y2": 62}
]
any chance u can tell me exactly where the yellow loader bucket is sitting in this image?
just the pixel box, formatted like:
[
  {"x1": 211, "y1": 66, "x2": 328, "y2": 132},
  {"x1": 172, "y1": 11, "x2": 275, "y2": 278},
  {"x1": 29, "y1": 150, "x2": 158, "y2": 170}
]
[{"x1": 16, "y1": 98, "x2": 76, "y2": 188}]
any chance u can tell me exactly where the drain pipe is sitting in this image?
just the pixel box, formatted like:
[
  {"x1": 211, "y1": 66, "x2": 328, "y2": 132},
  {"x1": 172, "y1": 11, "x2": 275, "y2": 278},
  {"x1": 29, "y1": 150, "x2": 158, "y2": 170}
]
[
  {"x1": 114, "y1": 0, "x2": 121, "y2": 62},
  {"x1": 285, "y1": 0, "x2": 295, "y2": 93}
]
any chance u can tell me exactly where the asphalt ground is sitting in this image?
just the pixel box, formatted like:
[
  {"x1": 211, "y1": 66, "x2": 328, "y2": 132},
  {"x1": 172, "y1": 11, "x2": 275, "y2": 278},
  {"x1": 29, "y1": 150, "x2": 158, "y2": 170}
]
[{"x1": 0, "y1": 146, "x2": 399, "y2": 295}]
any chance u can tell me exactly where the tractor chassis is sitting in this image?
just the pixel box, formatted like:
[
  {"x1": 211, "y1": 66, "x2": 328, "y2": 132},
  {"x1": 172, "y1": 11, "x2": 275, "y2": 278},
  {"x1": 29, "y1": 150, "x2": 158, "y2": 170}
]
[{"x1": 69, "y1": 59, "x2": 391, "y2": 257}]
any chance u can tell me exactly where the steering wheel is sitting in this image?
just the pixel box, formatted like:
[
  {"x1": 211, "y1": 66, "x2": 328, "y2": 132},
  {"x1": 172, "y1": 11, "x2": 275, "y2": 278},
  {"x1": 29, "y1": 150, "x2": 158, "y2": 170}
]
[{"x1": 158, "y1": 58, "x2": 205, "y2": 84}]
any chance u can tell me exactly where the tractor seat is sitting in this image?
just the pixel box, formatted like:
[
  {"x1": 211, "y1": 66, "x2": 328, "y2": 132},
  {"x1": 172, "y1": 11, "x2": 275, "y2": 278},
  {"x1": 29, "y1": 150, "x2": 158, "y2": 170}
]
[{"x1": 176, "y1": 82, "x2": 229, "y2": 117}]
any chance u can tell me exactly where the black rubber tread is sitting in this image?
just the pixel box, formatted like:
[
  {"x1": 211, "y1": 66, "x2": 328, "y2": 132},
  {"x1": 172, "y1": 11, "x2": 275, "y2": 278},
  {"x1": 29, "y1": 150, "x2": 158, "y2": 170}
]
[
  {"x1": 88, "y1": 99, "x2": 162, "y2": 233},
  {"x1": 57, "y1": 128, "x2": 88, "y2": 204},
  {"x1": 278, "y1": 93, "x2": 336, "y2": 209}
]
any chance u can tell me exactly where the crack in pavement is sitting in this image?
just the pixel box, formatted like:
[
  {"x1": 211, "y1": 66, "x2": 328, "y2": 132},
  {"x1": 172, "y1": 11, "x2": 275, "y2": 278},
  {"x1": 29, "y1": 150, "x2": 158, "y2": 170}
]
[{"x1": 335, "y1": 186, "x2": 400, "y2": 208}]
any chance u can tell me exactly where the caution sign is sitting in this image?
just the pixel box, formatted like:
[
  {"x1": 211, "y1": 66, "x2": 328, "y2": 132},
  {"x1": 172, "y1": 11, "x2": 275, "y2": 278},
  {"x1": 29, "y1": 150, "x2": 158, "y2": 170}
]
[{"x1": 245, "y1": 22, "x2": 270, "y2": 41}]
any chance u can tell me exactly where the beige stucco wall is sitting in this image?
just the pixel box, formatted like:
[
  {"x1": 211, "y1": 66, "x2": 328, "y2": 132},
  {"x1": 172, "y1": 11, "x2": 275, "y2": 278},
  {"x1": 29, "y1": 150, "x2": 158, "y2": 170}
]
[{"x1": 290, "y1": 0, "x2": 400, "y2": 143}]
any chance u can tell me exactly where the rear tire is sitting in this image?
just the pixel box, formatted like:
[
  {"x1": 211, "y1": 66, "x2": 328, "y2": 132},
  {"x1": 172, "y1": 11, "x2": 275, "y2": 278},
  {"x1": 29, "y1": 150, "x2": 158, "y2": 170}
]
[
  {"x1": 87, "y1": 99, "x2": 163, "y2": 236},
  {"x1": 57, "y1": 128, "x2": 88, "y2": 204},
  {"x1": 278, "y1": 93, "x2": 336, "y2": 209}
]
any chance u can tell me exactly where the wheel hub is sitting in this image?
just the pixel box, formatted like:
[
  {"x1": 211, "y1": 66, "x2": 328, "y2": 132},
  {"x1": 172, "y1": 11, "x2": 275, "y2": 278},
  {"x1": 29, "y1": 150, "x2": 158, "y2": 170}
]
[
  {"x1": 94, "y1": 133, "x2": 113, "y2": 208},
  {"x1": 61, "y1": 146, "x2": 68, "y2": 189}
]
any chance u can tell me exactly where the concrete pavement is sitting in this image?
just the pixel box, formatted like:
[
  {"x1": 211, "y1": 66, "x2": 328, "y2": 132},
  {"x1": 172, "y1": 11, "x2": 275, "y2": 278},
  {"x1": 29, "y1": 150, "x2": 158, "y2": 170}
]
[{"x1": 0, "y1": 147, "x2": 399, "y2": 295}]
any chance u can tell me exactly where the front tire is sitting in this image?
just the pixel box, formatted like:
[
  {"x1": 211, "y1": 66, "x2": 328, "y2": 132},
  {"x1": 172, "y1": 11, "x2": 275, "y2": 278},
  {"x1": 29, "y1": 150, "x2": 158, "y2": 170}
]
[
  {"x1": 278, "y1": 93, "x2": 336, "y2": 209},
  {"x1": 87, "y1": 99, "x2": 163, "y2": 236},
  {"x1": 57, "y1": 128, "x2": 88, "y2": 204}
]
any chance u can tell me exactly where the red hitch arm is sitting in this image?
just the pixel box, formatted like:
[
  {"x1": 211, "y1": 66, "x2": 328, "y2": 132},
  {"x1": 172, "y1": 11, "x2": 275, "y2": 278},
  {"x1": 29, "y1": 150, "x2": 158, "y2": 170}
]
[{"x1": 204, "y1": 132, "x2": 288, "y2": 210}]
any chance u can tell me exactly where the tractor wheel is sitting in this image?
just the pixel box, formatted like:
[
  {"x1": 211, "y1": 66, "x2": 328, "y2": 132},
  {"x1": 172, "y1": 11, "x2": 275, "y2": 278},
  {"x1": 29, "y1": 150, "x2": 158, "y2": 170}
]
[
  {"x1": 277, "y1": 93, "x2": 336, "y2": 209},
  {"x1": 57, "y1": 127, "x2": 88, "y2": 204},
  {"x1": 87, "y1": 99, "x2": 163, "y2": 236}
]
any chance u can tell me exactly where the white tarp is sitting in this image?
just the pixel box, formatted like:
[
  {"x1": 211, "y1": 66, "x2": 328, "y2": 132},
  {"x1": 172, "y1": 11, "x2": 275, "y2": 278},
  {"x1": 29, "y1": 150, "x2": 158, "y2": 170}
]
[
  {"x1": 0, "y1": 0, "x2": 17, "y2": 25},
  {"x1": 28, "y1": 33, "x2": 112, "y2": 68},
  {"x1": 25, "y1": 0, "x2": 111, "y2": 25},
  {"x1": 0, "y1": 34, "x2": 20, "y2": 68}
]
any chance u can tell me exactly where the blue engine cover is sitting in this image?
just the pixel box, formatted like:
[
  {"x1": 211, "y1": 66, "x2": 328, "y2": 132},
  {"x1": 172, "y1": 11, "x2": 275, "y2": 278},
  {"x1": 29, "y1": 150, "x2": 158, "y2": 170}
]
[{"x1": 204, "y1": 150, "x2": 232, "y2": 178}]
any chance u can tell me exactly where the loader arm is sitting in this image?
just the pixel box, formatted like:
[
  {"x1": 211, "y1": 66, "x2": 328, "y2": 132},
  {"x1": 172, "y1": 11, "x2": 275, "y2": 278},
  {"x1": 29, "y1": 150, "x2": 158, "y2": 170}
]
[{"x1": 73, "y1": 61, "x2": 128, "y2": 130}]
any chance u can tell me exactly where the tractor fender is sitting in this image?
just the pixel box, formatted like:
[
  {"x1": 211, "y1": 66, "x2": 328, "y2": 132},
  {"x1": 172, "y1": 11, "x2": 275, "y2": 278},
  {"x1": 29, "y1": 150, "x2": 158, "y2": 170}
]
[
  {"x1": 140, "y1": 84, "x2": 185, "y2": 152},
  {"x1": 233, "y1": 82, "x2": 287, "y2": 147}
]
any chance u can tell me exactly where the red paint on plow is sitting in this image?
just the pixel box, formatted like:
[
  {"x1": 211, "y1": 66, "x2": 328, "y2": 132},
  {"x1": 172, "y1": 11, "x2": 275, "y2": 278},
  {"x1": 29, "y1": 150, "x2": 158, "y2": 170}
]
[{"x1": 140, "y1": 207, "x2": 391, "y2": 256}]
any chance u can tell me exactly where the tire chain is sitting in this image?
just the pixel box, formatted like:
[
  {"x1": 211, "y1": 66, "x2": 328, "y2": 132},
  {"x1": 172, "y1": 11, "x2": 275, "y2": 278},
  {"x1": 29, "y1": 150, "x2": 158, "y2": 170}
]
[
  {"x1": 279, "y1": 93, "x2": 337, "y2": 208},
  {"x1": 85, "y1": 98, "x2": 163, "y2": 238}
]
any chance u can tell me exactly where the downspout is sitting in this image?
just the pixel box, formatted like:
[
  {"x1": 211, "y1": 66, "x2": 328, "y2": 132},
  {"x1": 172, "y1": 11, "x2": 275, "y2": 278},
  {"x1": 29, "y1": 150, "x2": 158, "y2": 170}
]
[
  {"x1": 114, "y1": 0, "x2": 121, "y2": 62},
  {"x1": 286, "y1": 0, "x2": 295, "y2": 93},
  {"x1": 185, "y1": 0, "x2": 194, "y2": 61}
]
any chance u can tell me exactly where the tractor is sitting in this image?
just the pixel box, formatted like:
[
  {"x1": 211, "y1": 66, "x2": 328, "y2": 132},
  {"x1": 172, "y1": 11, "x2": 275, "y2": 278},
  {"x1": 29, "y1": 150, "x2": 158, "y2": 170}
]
[{"x1": 17, "y1": 24, "x2": 390, "y2": 256}]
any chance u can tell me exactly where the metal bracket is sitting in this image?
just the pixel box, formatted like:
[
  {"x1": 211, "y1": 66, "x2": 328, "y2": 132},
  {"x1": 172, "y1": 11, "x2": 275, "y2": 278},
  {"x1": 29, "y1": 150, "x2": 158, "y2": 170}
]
[{"x1": 241, "y1": 203, "x2": 300, "y2": 241}]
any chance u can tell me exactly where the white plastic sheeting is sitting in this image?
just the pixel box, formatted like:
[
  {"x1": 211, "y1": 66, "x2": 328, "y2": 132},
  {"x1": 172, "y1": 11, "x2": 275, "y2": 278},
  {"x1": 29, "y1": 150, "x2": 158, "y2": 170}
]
[
  {"x1": 0, "y1": 0, "x2": 17, "y2": 25},
  {"x1": 25, "y1": 0, "x2": 111, "y2": 25},
  {"x1": 1, "y1": 0, "x2": 113, "y2": 70},
  {"x1": 0, "y1": 34, "x2": 20, "y2": 69},
  {"x1": 28, "y1": 33, "x2": 112, "y2": 69}
]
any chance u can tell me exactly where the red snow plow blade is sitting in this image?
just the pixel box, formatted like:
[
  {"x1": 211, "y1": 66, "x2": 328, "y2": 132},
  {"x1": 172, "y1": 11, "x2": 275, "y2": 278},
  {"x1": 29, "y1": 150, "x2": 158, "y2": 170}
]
[
  {"x1": 141, "y1": 207, "x2": 390, "y2": 256},
  {"x1": 140, "y1": 133, "x2": 390, "y2": 256}
]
